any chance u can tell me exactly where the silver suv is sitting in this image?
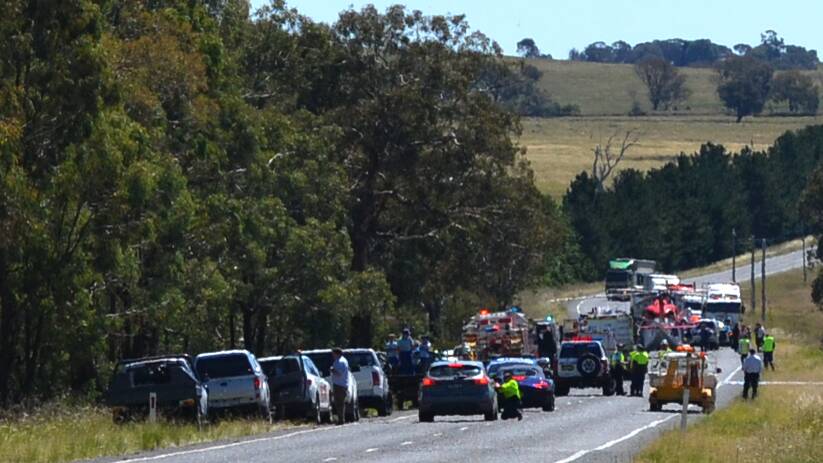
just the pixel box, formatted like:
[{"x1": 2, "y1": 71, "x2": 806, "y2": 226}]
[
  {"x1": 555, "y1": 340, "x2": 614, "y2": 396},
  {"x1": 194, "y1": 350, "x2": 271, "y2": 421}
]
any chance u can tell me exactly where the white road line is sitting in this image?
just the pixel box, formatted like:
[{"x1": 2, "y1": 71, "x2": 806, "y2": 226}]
[
  {"x1": 433, "y1": 432, "x2": 443, "y2": 437},
  {"x1": 720, "y1": 365, "x2": 742, "y2": 387},
  {"x1": 400, "y1": 441, "x2": 413, "y2": 446},
  {"x1": 389, "y1": 415, "x2": 413, "y2": 422},
  {"x1": 553, "y1": 416, "x2": 677, "y2": 463},
  {"x1": 723, "y1": 380, "x2": 823, "y2": 386},
  {"x1": 365, "y1": 448, "x2": 379, "y2": 453},
  {"x1": 323, "y1": 458, "x2": 337, "y2": 462},
  {"x1": 459, "y1": 426, "x2": 469, "y2": 431},
  {"x1": 124, "y1": 427, "x2": 328, "y2": 462}
]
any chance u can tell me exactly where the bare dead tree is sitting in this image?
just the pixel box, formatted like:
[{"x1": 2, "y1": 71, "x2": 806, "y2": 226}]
[{"x1": 591, "y1": 129, "x2": 639, "y2": 191}]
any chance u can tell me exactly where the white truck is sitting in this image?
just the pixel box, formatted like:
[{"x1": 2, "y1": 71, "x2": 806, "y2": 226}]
[
  {"x1": 563, "y1": 307, "x2": 634, "y2": 353},
  {"x1": 644, "y1": 274, "x2": 681, "y2": 293},
  {"x1": 703, "y1": 283, "x2": 743, "y2": 324}
]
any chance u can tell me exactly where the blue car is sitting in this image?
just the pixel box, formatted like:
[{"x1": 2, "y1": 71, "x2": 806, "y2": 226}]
[
  {"x1": 418, "y1": 361, "x2": 498, "y2": 422},
  {"x1": 493, "y1": 364, "x2": 555, "y2": 412},
  {"x1": 486, "y1": 357, "x2": 538, "y2": 377}
]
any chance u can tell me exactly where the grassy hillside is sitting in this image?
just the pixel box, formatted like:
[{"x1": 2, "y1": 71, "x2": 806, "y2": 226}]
[{"x1": 517, "y1": 59, "x2": 823, "y2": 197}]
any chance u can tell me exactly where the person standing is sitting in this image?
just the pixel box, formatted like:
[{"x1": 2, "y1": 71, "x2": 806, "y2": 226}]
[
  {"x1": 738, "y1": 334, "x2": 751, "y2": 366},
  {"x1": 330, "y1": 348, "x2": 350, "y2": 425},
  {"x1": 742, "y1": 348, "x2": 763, "y2": 399},
  {"x1": 610, "y1": 345, "x2": 627, "y2": 396},
  {"x1": 397, "y1": 328, "x2": 415, "y2": 375},
  {"x1": 385, "y1": 334, "x2": 399, "y2": 372},
  {"x1": 729, "y1": 321, "x2": 739, "y2": 352},
  {"x1": 762, "y1": 332, "x2": 776, "y2": 371},
  {"x1": 755, "y1": 323, "x2": 766, "y2": 352},
  {"x1": 629, "y1": 345, "x2": 649, "y2": 397},
  {"x1": 418, "y1": 335, "x2": 433, "y2": 374}
]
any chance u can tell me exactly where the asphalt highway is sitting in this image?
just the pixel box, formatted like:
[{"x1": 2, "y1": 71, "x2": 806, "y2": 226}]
[{"x1": 89, "y1": 249, "x2": 809, "y2": 463}]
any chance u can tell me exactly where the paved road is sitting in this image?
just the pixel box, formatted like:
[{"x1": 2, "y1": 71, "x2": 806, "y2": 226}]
[{"x1": 89, "y1": 249, "x2": 809, "y2": 463}]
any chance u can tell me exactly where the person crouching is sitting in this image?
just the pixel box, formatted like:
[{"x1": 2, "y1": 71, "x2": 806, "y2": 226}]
[{"x1": 498, "y1": 371, "x2": 523, "y2": 421}]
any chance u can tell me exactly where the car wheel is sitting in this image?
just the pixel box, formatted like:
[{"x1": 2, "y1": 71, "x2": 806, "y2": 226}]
[
  {"x1": 542, "y1": 394, "x2": 555, "y2": 412},
  {"x1": 577, "y1": 353, "x2": 601, "y2": 378},
  {"x1": 649, "y1": 401, "x2": 662, "y2": 412},
  {"x1": 419, "y1": 411, "x2": 434, "y2": 422},
  {"x1": 484, "y1": 400, "x2": 498, "y2": 421},
  {"x1": 260, "y1": 404, "x2": 272, "y2": 424},
  {"x1": 555, "y1": 383, "x2": 570, "y2": 396}
]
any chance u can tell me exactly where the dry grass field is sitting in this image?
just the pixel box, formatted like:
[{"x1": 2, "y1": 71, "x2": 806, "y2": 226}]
[{"x1": 518, "y1": 60, "x2": 823, "y2": 197}]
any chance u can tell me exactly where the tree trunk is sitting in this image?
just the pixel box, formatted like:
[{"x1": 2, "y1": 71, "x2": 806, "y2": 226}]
[{"x1": 0, "y1": 250, "x2": 19, "y2": 406}]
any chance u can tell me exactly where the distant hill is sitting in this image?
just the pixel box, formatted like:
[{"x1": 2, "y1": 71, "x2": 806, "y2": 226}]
[{"x1": 526, "y1": 59, "x2": 823, "y2": 116}]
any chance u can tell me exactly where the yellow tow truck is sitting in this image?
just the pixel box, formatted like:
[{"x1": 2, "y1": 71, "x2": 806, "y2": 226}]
[{"x1": 647, "y1": 347, "x2": 720, "y2": 414}]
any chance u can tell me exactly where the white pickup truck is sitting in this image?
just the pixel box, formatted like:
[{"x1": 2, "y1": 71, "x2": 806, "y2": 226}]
[{"x1": 344, "y1": 348, "x2": 393, "y2": 416}]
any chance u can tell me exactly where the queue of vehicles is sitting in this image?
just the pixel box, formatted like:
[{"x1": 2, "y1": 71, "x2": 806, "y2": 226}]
[{"x1": 106, "y1": 256, "x2": 739, "y2": 424}]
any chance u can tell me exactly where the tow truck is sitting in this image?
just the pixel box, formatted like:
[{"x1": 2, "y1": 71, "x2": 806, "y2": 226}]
[
  {"x1": 648, "y1": 346, "x2": 720, "y2": 413},
  {"x1": 461, "y1": 307, "x2": 540, "y2": 362}
]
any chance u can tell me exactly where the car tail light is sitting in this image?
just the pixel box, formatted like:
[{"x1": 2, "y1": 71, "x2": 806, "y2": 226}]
[
  {"x1": 474, "y1": 377, "x2": 489, "y2": 386},
  {"x1": 253, "y1": 377, "x2": 261, "y2": 390},
  {"x1": 533, "y1": 381, "x2": 549, "y2": 390},
  {"x1": 512, "y1": 375, "x2": 526, "y2": 381},
  {"x1": 372, "y1": 371, "x2": 380, "y2": 387},
  {"x1": 447, "y1": 363, "x2": 464, "y2": 368},
  {"x1": 422, "y1": 377, "x2": 436, "y2": 387}
]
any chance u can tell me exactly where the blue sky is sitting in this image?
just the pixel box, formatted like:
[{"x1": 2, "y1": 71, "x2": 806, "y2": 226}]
[{"x1": 249, "y1": 0, "x2": 821, "y2": 58}]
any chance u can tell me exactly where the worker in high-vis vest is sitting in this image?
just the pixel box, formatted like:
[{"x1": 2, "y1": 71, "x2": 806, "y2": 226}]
[
  {"x1": 762, "y1": 333, "x2": 776, "y2": 371},
  {"x1": 611, "y1": 347, "x2": 626, "y2": 396},
  {"x1": 498, "y1": 370, "x2": 523, "y2": 420},
  {"x1": 629, "y1": 345, "x2": 649, "y2": 397},
  {"x1": 738, "y1": 336, "x2": 751, "y2": 366}
]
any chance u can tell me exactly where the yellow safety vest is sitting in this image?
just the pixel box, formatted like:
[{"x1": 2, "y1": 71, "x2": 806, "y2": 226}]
[
  {"x1": 634, "y1": 351, "x2": 649, "y2": 366},
  {"x1": 611, "y1": 351, "x2": 625, "y2": 367},
  {"x1": 499, "y1": 378, "x2": 521, "y2": 400},
  {"x1": 762, "y1": 336, "x2": 775, "y2": 353},
  {"x1": 738, "y1": 337, "x2": 751, "y2": 355}
]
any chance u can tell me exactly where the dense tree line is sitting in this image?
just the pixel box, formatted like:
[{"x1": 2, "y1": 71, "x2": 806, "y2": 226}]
[
  {"x1": 0, "y1": 1, "x2": 580, "y2": 406},
  {"x1": 570, "y1": 31, "x2": 818, "y2": 70},
  {"x1": 564, "y1": 126, "x2": 823, "y2": 278}
]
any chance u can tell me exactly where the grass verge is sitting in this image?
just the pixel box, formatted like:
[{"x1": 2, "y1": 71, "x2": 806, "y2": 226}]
[
  {"x1": 0, "y1": 406, "x2": 287, "y2": 463},
  {"x1": 636, "y1": 268, "x2": 823, "y2": 463}
]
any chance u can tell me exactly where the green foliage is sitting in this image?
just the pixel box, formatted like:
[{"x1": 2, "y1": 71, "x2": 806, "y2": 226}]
[
  {"x1": 0, "y1": 1, "x2": 572, "y2": 405},
  {"x1": 716, "y1": 56, "x2": 774, "y2": 122},
  {"x1": 769, "y1": 70, "x2": 819, "y2": 115},
  {"x1": 634, "y1": 57, "x2": 690, "y2": 111},
  {"x1": 565, "y1": 126, "x2": 823, "y2": 279}
]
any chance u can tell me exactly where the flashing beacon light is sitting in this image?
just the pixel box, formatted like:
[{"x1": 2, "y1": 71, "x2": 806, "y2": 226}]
[{"x1": 479, "y1": 308, "x2": 491, "y2": 316}]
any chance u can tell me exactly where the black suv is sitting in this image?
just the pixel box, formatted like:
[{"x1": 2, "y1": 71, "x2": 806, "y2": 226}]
[
  {"x1": 554, "y1": 341, "x2": 614, "y2": 396},
  {"x1": 105, "y1": 355, "x2": 207, "y2": 423}
]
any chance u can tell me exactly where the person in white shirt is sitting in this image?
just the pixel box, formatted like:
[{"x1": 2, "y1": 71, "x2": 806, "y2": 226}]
[
  {"x1": 330, "y1": 348, "x2": 350, "y2": 424},
  {"x1": 397, "y1": 328, "x2": 415, "y2": 375},
  {"x1": 742, "y1": 349, "x2": 763, "y2": 399},
  {"x1": 385, "y1": 334, "x2": 399, "y2": 371}
]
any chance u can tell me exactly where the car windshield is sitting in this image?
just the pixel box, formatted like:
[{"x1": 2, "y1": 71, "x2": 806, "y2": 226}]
[
  {"x1": 261, "y1": 358, "x2": 300, "y2": 378},
  {"x1": 344, "y1": 352, "x2": 375, "y2": 368},
  {"x1": 606, "y1": 270, "x2": 631, "y2": 283},
  {"x1": 429, "y1": 364, "x2": 482, "y2": 378},
  {"x1": 704, "y1": 302, "x2": 741, "y2": 314},
  {"x1": 305, "y1": 352, "x2": 333, "y2": 376},
  {"x1": 560, "y1": 343, "x2": 601, "y2": 358},
  {"x1": 196, "y1": 354, "x2": 252, "y2": 379}
]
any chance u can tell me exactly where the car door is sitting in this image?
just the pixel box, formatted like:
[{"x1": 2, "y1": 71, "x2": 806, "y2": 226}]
[
  {"x1": 196, "y1": 354, "x2": 257, "y2": 404},
  {"x1": 305, "y1": 359, "x2": 331, "y2": 409}
]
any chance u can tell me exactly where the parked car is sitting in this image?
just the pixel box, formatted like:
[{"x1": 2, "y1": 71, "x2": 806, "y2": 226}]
[
  {"x1": 194, "y1": 349, "x2": 271, "y2": 421},
  {"x1": 259, "y1": 354, "x2": 332, "y2": 423},
  {"x1": 105, "y1": 355, "x2": 207, "y2": 424},
  {"x1": 555, "y1": 340, "x2": 614, "y2": 396},
  {"x1": 418, "y1": 360, "x2": 498, "y2": 422},
  {"x1": 302, "y1": 349, "x2": 360, "y2": 422},
  {"x1": 493, "y1": 365, "x2": 555, "y2": 411},
  {"x1": 343, "y1": 348, "x2": 393, "y2": 416}
]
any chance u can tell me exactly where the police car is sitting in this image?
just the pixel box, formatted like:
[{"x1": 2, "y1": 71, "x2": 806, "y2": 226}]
[{"x1": 555, "y1": 339, "x2": 614, "y2": 396}]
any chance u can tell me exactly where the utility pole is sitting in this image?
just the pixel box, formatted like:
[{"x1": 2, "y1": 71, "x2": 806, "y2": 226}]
[
  {"x1": 732, "y1": 228, "x2": 737, "y2": 282},
  {"x1": 680, "y1": 353, "x2": 692, "y2": 432},
  {"x1": 750, "y1": 236, "x2": 756, "y2": 315},
  {"x1": 761, "y1": 238, "x2": 767, "y2": 322},
  {"x1": 802, "y1": 235, "x2": 807, "y2": 283}
]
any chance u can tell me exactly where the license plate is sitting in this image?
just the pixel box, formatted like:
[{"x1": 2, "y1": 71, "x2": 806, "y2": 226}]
[
  {"x1": 562, "y1": 365, "x2": 574, "y2": 371},
  {"x1": 448, "y1": 384, "x2": 462, "y2": 390}
]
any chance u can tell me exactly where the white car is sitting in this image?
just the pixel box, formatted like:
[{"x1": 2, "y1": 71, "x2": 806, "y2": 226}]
[
  {"x1": 259, "y1": 355, "x2": 332, "y2": 423},
  {"x1": 303, "y1": 349, "x2": 360, "y2": 422},
  {"x1": 194, "y1": 349, "x2": 271, "y2": 421},
  {"x1": 344, "y1": 348, "x2": 393, "y2": 416}
]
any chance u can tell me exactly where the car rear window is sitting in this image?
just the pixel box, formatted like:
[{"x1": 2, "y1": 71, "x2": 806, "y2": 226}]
[
  {"x1": 344, "y1": 352, "x2": 375, "y2": 368},
  {"x1": 131, "y1": 363, "x2": 173, "y2": 386},
  {"x1": 498, "y1": 367, "x2": 541, "y2": 378},
  {"x1": 196, "y1": 354, "x2": 253, "y2": 379},
  {"x1": 429, "y1": 364, "x2": 482, "y2": 378},
  {"x1": 487, "y1": 361, "x2": 531, "y2": 376},
  {"x1": 261, "y1": 358, "x2": 300, "y2": 378},
  {"x1": 305, "y1": 352, "x2": 333, "y2": 376},
  {"x1": 560, "y1": 343, "x2": 602, "y2": 358}
]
